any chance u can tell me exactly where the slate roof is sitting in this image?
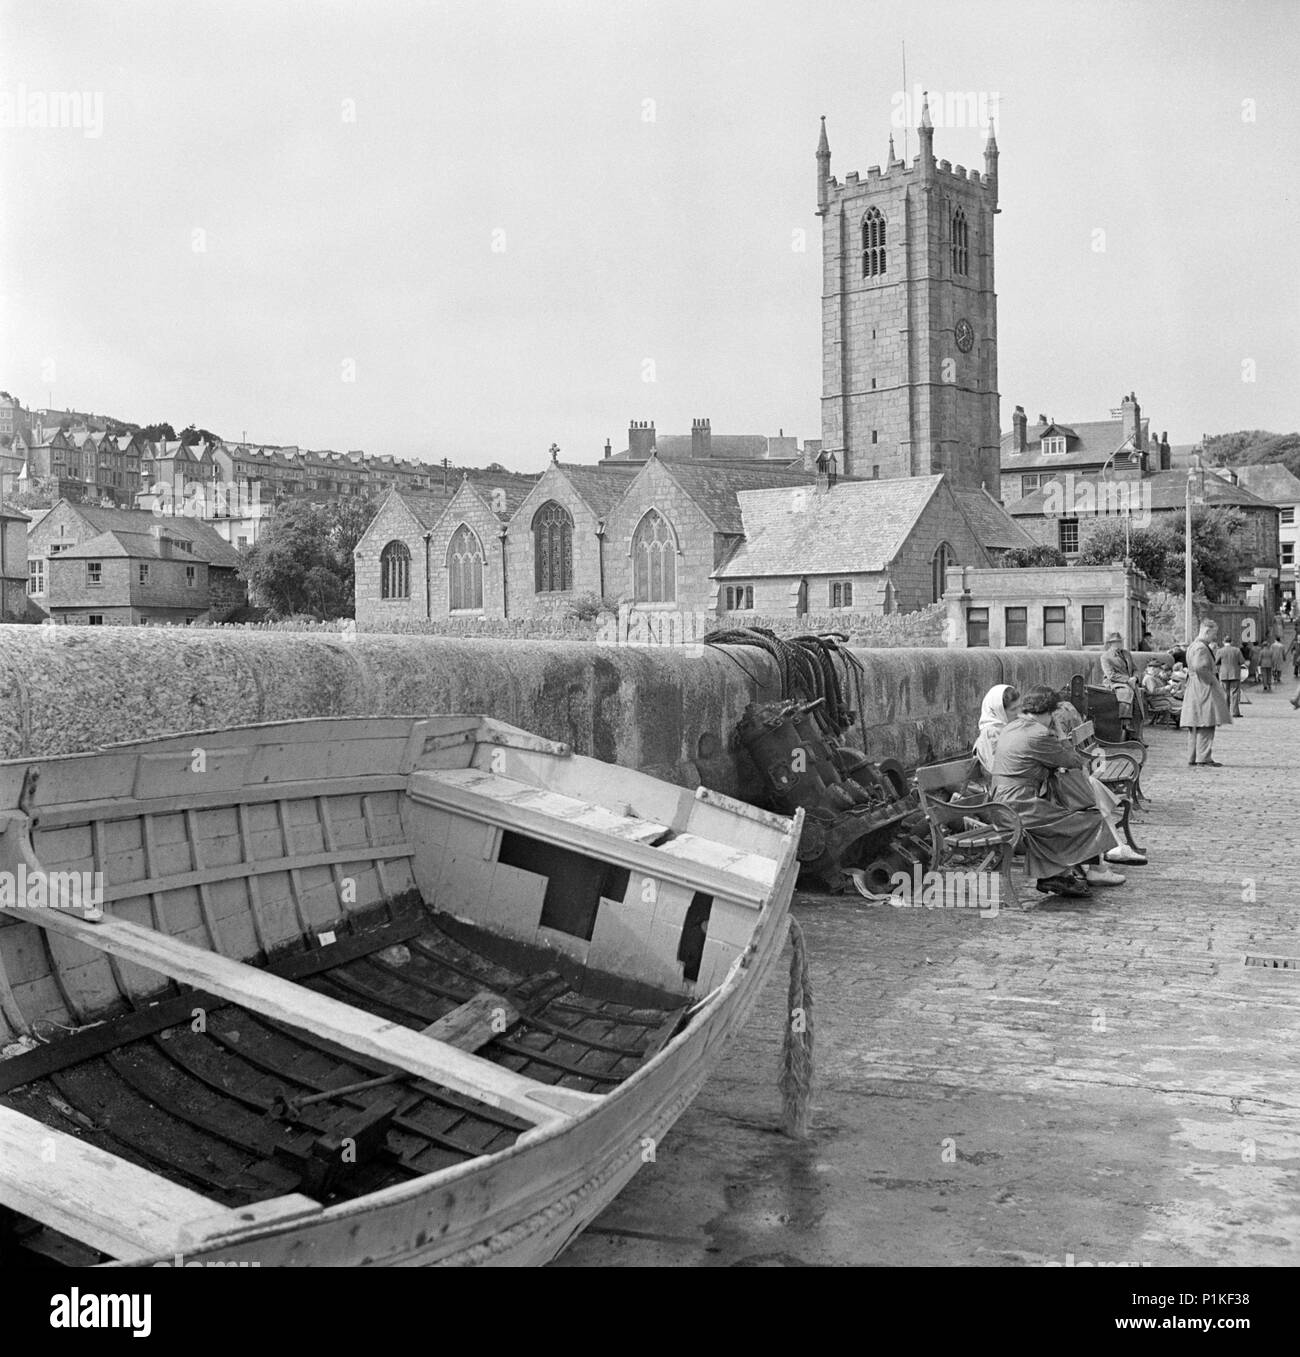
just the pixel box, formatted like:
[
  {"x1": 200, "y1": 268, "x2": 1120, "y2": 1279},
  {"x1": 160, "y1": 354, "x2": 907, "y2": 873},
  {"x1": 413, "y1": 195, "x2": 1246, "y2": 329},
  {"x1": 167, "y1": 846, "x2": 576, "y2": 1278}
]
[
  {"x1": 1001, "y1": 415, "x2": 1151, "y2": 471},
  {"x1": 662, "y1": 462, "x2": 819, "y2": 535},
  {"x1": 1231, "y1": 463, "x2": 1300, "y2": 505},
  {"x1": 553, "y1": 463, "x2": 639, "y2": 519},
  {"x1": 952, "y1": 488, "x2": 1037, "y2": 550},
  {"x1": 60, "y1": 529, "x2": 203, "y2": 561},
  {"x1": 61, "y1": 503, "x2": 244, "y2": 568},
  {"x1": 715, "y1": 476, "x2": 946, "y2": 577},
  {"x1": 389, "y1": 470, "x2": 543, "y2": 530},
  {"x1": 1007, "y1": 470, "x2": 1277, "y2": 516}
]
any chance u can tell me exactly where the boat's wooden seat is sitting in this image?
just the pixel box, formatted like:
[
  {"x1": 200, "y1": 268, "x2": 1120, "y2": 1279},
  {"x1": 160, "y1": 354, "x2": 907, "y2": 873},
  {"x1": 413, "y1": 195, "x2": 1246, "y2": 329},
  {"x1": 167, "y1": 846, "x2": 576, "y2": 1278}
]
[
  {"x1": 408, "y1": 769, "x2": 771, "y2": 907},
  {"x1": 0, "y1": 1102, "x2": 322, "y2": 1260},
  {"x1": 2, "y1": 902, "x2": 600, "y2": 1129}
]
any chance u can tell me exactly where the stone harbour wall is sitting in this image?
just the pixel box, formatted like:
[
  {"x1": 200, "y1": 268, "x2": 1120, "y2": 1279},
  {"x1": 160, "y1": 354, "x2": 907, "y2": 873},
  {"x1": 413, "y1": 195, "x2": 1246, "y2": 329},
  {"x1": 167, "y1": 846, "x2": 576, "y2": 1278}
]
[{"x1": 0, "y1": 626, "x2": 1098, "y2": 790}]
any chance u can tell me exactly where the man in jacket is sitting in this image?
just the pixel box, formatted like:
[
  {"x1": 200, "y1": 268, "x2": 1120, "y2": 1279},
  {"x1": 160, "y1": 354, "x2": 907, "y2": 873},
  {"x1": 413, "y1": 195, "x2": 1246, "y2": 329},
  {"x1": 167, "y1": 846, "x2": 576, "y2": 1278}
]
[
  {"x1": 1217, "y1": 635, "x2": 1244, "y2": 718},
  {"x1": 1181, "y1": 618, "x2": 1233, "y2": 766},
  {"x1": 1100, "y1": 632, "x2": 1145, "y2": 737}
]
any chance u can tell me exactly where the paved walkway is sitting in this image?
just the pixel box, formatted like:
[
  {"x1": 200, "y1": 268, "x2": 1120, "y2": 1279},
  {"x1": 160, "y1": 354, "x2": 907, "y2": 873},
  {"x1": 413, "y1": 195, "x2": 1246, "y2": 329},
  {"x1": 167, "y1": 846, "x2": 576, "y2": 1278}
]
[{"x1": 559, "y1": 682, "x2": 1300, "y2": 1267}]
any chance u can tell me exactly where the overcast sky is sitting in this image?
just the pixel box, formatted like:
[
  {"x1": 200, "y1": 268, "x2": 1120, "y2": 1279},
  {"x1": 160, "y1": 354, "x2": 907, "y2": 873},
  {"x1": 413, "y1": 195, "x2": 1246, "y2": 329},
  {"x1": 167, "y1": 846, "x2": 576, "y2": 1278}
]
[{"x1": 1, "y1": 0, "x2": 1297, "y2": 468}]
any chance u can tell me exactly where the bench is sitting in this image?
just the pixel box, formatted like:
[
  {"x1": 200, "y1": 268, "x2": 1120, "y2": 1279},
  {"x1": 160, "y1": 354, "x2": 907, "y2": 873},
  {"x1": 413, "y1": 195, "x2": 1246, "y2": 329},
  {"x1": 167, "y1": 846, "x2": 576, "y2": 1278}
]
[
  {"x1": 914, "y1": 757, "x2": 1023, "y2": 910},
  {"x1": 1069, "y1": 720, "x2": 1147, "y2": 853}
]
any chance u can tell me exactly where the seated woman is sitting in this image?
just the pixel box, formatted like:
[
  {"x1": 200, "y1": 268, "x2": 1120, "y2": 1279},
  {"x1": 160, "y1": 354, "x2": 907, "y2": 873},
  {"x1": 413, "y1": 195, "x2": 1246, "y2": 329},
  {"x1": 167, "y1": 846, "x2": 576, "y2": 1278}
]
[
  {"x1": 989, "y1": 685, "x2": 1122, "y2": 898},
  {"x1": 975, "y1": 684, "x2": 1141, "y2": 884},
  {"x1": 1167, "y1": 662, "x2": 1189, "y2": 700},
  {"x1": 1141, "y1": 660, "x2": 1176, "y2": 720}
]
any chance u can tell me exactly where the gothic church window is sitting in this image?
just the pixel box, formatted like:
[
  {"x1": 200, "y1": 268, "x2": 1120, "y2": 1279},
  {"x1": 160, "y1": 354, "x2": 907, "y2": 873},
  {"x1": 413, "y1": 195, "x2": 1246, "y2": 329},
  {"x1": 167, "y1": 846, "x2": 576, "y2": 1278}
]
[
  {"x1": 447, "y1": 523, "x2": 484, "y2": 612},
  {"x1": 951, "y1": 207, "x2": 969, "y2": 275},
  {"x1": 931, "y1": 542, "x2": 957, "y2": 604},
  {"x1": 632, "y1": 509, "x2": 676, "y2": 603},
  {"x1": 861, "y1": 207, "x2": 887, "y2": 277},
  {"x1": 533, "y1": 500, "x2": 574, "y2": 592},
  {"x1": 380, "y1": 540, "x2": 411, "y2": 599}
]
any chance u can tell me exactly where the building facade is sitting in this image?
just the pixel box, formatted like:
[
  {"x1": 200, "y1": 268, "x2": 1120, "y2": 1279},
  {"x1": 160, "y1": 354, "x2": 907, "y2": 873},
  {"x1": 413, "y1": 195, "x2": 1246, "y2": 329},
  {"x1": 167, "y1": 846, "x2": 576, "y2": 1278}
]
[
  {"x1": 941, "y1": 564, "x2": 1149, "y2": 650},
  {"x1": 817, "y1": 99, "x2": 1001, "y2": 491},
  {"x1": 0, "y1": 504, "x2": 30, "y2": 621},
  {"x1": 45, "y1": 528, "x2": 212, "y2": 626}
]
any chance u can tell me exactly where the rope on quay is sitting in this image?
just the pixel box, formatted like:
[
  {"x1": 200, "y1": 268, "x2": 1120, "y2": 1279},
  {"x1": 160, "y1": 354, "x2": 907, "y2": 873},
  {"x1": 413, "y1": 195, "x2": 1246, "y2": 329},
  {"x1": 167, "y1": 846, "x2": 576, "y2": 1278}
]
[{"x1": 779, "y1": 916, "x2": 815, "y2": 1140}]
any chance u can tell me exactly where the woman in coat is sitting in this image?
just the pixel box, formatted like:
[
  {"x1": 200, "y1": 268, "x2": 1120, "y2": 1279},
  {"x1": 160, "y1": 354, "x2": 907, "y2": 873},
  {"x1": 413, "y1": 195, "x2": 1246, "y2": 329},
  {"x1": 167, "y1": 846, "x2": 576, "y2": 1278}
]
[
  {"x1": 1180, "y1": 618, "x2": 1233, "y2": 766},
  {"x1": 990, "y1": 685, "x2": 1119, "y2": 898}
]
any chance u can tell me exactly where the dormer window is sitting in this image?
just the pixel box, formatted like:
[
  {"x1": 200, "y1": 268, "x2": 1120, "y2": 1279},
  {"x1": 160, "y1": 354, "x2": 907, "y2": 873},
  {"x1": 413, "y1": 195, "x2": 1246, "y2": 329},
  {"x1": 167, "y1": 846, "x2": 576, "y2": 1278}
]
[{"x1": 1042, "y1": 437, "x2": 1066, "y2": 456}]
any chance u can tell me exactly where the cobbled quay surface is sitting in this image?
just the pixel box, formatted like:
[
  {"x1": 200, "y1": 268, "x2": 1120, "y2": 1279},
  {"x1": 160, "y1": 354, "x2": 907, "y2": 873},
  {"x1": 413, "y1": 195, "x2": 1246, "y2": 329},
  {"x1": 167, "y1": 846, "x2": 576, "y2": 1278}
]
[{"x1": 559, "y1": 684, "x2": 1300, "y2": 1267}]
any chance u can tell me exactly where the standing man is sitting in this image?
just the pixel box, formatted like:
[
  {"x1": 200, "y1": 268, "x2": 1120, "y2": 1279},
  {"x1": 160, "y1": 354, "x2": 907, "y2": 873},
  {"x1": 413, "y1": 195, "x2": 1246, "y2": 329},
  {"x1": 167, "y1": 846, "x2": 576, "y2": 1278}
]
[
  {"x1": 1217, "y1": 633, "x2": 1244, "y2": 718},
  {"x1": 1100, "y1": 632, "x2": 1144, "y2": 738},
  {"x1": 1268, "y1": 636, "x2": 1285, "y2": 690},
  {"x1": 1181, "y1": 617, "x2": 1233, "y2": 766},
  {"x1": 1288, "y1": 631, "x2": 1300, "y2": 679}
]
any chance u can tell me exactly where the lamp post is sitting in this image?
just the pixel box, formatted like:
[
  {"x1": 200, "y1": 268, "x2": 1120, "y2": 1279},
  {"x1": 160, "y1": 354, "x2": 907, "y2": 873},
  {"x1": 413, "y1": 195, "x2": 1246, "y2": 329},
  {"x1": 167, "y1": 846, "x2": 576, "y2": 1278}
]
[{"x1": 1185, "y1": 452, "x2": 1204, "y2": 642}]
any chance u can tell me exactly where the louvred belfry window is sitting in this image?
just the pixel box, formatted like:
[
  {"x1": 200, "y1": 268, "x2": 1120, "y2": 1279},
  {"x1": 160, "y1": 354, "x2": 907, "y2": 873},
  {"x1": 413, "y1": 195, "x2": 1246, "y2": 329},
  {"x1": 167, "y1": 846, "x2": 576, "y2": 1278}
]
[
  {"x1": 633, "y1": 509, "x2": 676, "y2": 603},
  {"x1": 862, "y1": 207, "x2": 887, "y2": 277},
  {"x1": 951, "y1": 207, "x2": 969, "y2": 275},
  {"x1": 533, "y1": 501, "x2": 573, "y2": 592}
]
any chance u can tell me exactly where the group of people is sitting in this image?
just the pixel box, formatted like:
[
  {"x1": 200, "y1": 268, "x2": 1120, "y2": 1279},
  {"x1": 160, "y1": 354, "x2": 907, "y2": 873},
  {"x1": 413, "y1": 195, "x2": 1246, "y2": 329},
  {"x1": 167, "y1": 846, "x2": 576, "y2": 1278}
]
[
  {"x1": 974, "y1": 682, "x2": 1146, "y2": 900},
  {"x1": 1139, "y1": 658, "x2": 1185, "y2": 720}
]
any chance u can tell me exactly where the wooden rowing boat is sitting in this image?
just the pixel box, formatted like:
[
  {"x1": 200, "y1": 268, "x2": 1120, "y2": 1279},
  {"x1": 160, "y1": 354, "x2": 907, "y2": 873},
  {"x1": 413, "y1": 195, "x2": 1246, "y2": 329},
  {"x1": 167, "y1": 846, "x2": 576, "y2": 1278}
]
[{"x1": 0, "y1": 715, "x2": 801, "y2": 1266}]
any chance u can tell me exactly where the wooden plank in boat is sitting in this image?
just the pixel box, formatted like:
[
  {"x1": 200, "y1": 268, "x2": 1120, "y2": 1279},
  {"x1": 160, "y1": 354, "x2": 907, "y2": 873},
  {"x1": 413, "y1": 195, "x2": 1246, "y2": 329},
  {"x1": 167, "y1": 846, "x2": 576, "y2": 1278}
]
[
  {"x1": 3, "y1": 906, "x2": 599, "y2": 1127},
  {"x1": 652, "y1": 834, "x2": 777, "y2": 889},
  {"x1": 0, "y1": 1101, "x2": 240, "y2": 1259},
  {"x1": 409, "y1": 770, "x2": 769, "y2": 907}
]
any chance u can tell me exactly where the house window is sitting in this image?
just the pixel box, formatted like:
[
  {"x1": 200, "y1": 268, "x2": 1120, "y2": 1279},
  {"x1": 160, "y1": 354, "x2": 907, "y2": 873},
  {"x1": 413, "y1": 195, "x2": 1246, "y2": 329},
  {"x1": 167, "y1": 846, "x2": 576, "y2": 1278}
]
[
  {"x1": 724, "y1": 584, "x2": 754, "y2": 611},
  {"x1": 27, "y1": 559, "x2": 44, "y2": 595},
  {"x1": 1043, "y1": 606, "x2": 1066, "y2": 647},
  {"x1": 1082, "y1": 605, "x2": 1105, "y2": 646},
  {"x1": 138, "y1": 564, "x2": 149, "y2": 584},
  {"x1": 447, "y1": 523, "x2": 485, "y2": 612},
  {"x1": 380, "y1": 540, "x2": 411, "y2": 599},
  {"x1": 1021, "y1": 474, "x2": 1040, "y2": 495},
  {"x1": 951, "y1": 207, "x2": 969, "y2": 275},
  {"x1": 633, "y1": 509, "x2": 677, "y2": 603},
  {"x1": 1283, "y1": 542, "x2": 1295, "y2": 567},
  {"x1": 185, "y1": 565, "x2": 196, "y2": 587},
  {"x1": 829, "y1": 580, "x2": 854, "y2": 609},
  {"x1": 1282, "y1": 507, "x2": 1295, "y2": 525},
  {"x1": 86, "y1": 561, "x2": 102, "y2": 587},
  {"x1": 861, "y1": 207, "x2": 886, "y2": 277},
  {"x1": 1058, "y1": 518, "x2": 1080, "y2": 554},
  {"x1": 931, "y1": 542, "x2": 956, "y2": 603},
  {"x1": 88, "y1": 614, "x2": 103, "y2": 625},
  {"x1": 966, "y1": 606, "x2": 989, "y2": 647},
  {"x1": 872, "y1": 466, "x2": 879, "y2": 480},
  {"x1": 1042, "y1": 437, "x2": 1066, "y2": 456},
  {"x1": 237, "y1": 535, "x2": 248, "y2": 549},
  {"x1": 1005, "y1": 606, "x2": 1027, "y2": 647},
  {"x1": 871, "y1": 430, "x2": 878, "y2": 444},
  {"x1": 533, "y1": 501, "x2": 574, "y2": 593}
]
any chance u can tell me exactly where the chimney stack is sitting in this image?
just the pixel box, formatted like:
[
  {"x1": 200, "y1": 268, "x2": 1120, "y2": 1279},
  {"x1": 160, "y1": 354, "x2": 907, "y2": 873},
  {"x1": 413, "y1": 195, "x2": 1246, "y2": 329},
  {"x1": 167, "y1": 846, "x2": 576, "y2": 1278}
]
[
  {"x1": 603, "y1": 438, "x2": 611, "y2": 460},
  {"x1": 1012, "y1": 406, "x2": 1027, "y2": 453},
  {"x1": 627, "y1": 420, "x2": 656, "y2": 459},
  {"x1": 1121, "y1": 391, "x2": 1142, "y2": 451},
  {"x1": 691, "y1": 418, "x2": 712, "y2": 460}
]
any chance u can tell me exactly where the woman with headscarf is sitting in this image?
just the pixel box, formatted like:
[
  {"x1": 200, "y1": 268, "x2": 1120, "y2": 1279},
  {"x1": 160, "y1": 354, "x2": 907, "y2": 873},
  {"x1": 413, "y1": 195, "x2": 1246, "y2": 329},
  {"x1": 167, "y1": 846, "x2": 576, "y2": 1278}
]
[
  {"x1": 989, "y1": 685, "x2": 1121, "y2": 898},
  {"x1": 975, "y1": 684, "x2": 1141, "y2": 885}
]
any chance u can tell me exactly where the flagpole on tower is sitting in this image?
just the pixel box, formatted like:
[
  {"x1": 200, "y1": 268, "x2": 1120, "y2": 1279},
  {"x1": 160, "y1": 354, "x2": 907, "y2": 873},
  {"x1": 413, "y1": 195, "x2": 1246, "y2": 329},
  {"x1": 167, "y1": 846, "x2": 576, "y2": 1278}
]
[{"x1": 901, "y1": 41, "x2": 909, "y2": 162}]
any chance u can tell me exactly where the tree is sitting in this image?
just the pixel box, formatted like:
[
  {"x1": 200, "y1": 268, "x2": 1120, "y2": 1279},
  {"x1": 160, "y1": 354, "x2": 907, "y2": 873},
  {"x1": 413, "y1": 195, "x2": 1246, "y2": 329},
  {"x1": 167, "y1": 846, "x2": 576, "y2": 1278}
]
[
  {"x1": 240, "y1": 498, "x2": 377, "y2": 619},
  {"x1": 1203, "y1": 429, "x2": 1300, "y2": 480},
  {"x1": 1074, "y1": 522, "x2": 1171, "y2": 583},
  {"x1": 1162, "y1": 506, "x2": 1249, "y2": 603},
  {"x1": 139, "y1": 422, "x2": 177, "y2": 442},
  {"x1": 179, "y1": 424, "x2": 221, "y2": 447},
  {"x1": 999, "y1": 544, "x2": 1067, "y2": 568}
]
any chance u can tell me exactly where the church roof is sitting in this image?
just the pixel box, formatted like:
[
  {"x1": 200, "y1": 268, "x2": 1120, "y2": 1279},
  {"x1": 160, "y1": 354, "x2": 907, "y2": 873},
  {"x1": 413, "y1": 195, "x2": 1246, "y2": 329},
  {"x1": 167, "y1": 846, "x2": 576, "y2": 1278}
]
[
  {"x1": 715, "y1": 476, "x2": 945, "y2": 577},
  {"x1": 661, "y1": 462, "x2": 819, "y2": 534},
  {"x1": 952, "y1": 487, "x2": 1037, "y2": 550},
  {"x1": 553, "y1": 463, "x2": 639, "y2": 519}
]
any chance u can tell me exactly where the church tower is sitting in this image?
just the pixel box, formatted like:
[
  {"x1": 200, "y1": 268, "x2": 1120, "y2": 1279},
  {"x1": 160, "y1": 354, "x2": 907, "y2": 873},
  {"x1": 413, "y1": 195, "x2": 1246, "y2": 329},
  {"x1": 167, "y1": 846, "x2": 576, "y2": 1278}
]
[{"x1": 817, "y1": 98, "x2": 1001, "y2": 495}]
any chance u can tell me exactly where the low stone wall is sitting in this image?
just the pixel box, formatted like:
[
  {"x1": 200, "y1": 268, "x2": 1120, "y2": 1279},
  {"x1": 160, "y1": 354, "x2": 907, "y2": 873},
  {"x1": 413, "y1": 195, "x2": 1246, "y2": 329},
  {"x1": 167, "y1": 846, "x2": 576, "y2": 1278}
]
[{"x1": 0, "y1": 627, "x2": 1098, "y2": 789}]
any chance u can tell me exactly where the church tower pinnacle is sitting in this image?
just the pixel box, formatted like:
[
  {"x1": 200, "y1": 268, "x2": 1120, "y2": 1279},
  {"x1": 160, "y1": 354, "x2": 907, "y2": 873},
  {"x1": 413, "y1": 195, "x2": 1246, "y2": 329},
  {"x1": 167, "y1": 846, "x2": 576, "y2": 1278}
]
[{"x1": 816, "y1": 116, "x2": 831, "y2": 216}]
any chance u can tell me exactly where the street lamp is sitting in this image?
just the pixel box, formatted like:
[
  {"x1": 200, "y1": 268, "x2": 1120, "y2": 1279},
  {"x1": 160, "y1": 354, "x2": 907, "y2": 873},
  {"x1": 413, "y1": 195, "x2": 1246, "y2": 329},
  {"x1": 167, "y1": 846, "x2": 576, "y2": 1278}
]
[{"x1": 1185, "y1": 451, "x2": 1205, "y2": 642}]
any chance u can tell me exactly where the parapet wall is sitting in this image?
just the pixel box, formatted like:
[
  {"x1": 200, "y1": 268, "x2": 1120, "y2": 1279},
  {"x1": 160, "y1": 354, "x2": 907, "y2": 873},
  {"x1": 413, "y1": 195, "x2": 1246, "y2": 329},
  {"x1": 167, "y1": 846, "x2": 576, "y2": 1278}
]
[{"x1": 0, "y1": 627, "x2": 1098, "y2": 790}]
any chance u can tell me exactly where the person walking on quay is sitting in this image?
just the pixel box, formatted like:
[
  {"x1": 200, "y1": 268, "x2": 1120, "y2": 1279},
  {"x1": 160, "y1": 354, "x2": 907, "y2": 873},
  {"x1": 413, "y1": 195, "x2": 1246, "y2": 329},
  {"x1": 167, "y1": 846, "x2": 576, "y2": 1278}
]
[
  {"x1": 1268, "y1": 636, "x2": 1285, "y2": 690},
  {"x1": 1289, "y1": 631, "x2": 1300, "y2": 680},
  {"x1": 1217, "y1": 634, "x2": 1244, "y2": 718},
  {"x1": 990, "y1": 686, "x2": 1120, "y2": 898},
  {"x1": 1181, "y1": 618, "x2": 1233, "y2": 766}
]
